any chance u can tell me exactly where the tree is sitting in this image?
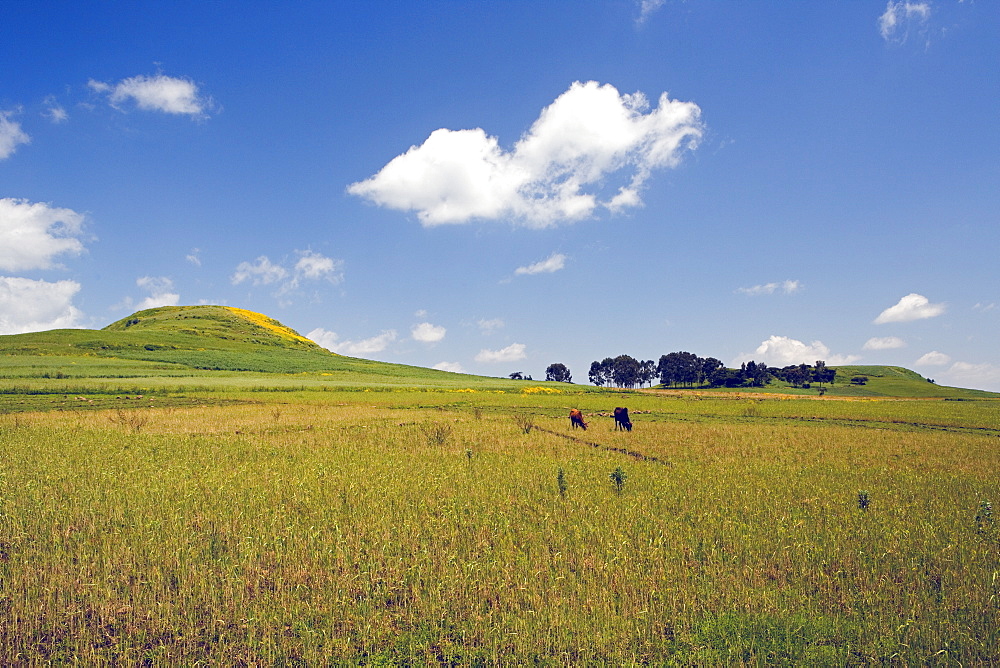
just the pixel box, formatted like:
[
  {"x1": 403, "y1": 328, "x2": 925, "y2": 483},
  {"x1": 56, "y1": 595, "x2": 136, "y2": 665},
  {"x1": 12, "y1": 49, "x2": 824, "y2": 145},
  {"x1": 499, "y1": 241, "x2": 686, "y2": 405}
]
[
  {"x1": 611, "y1": 355, "x2": 641, "y2": 389},
  {"x1": 657, "y1": 351, "x2": 701, "y2": 387},
  {"x1": 509, "y1": 372, "x2": 531, "y2": 380},
  {"x1": 545, "y1": 363, "x2": 572, "y2": 383},
  {"x1": 639, "y1": 360, "x2": 657, "y2": 388},
  {"x1": 588, "y1": 361, "x2": 607, "y2": 387},
  {"x1": 701, "y1": 357, "x2": 726, "y2": 387}
]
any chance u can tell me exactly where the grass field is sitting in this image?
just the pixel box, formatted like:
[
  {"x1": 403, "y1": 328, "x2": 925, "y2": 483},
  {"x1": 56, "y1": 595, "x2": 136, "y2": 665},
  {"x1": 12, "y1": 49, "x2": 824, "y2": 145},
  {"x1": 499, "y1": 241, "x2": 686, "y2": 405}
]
[{"x1": 1, "y1": 307, "x2": 999, "y2": 664}]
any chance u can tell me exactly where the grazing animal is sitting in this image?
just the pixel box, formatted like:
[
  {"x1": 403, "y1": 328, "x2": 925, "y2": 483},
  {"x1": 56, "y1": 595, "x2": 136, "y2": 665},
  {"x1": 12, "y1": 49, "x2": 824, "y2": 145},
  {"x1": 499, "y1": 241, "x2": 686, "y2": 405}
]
[
  {"x1": 613, "y1": 407, "x2": 632, "y2": 432},
  {"x1": 569, "y1": 409, "x2": 588, "y2": 430}
]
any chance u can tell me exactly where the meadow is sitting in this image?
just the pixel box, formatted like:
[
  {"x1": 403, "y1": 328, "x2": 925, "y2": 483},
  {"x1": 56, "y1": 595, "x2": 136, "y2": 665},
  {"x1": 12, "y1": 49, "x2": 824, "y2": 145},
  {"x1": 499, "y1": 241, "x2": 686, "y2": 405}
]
[{"x1": 2, "y1": 384, "x2": 999, "y2": 665}]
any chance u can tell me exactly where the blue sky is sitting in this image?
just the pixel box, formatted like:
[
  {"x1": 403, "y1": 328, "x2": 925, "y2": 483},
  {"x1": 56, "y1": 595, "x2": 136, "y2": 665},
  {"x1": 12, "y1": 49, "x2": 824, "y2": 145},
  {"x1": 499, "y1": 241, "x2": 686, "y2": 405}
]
[{"x1": 2, "y1": 1, "x2": 998, "y2": 390}]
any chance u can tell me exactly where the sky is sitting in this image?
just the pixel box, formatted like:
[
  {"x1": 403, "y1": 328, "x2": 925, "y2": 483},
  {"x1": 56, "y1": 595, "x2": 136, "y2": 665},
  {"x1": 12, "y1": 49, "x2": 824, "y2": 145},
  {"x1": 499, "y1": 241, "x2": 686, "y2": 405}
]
[{"x1": 2, "y1": 1, "x2": 999, "y2": 391}]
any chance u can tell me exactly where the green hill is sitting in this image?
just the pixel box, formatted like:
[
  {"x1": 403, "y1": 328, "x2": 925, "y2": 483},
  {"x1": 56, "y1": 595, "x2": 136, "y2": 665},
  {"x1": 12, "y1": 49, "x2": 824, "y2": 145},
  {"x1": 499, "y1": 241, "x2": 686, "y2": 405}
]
[{"x1": 0, "y1": 305, "x2": 476, "y2": 386}]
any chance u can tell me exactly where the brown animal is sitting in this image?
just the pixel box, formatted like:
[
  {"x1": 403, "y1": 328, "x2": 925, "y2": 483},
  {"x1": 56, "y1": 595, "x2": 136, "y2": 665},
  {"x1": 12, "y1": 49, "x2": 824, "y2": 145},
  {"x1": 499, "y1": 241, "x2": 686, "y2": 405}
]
[
  {"x1": 569, "y1": 409, "x2": 588, "y2": 430},
  {"x1": 613, "y1": 406, "x2": 632, "y2": 431}
]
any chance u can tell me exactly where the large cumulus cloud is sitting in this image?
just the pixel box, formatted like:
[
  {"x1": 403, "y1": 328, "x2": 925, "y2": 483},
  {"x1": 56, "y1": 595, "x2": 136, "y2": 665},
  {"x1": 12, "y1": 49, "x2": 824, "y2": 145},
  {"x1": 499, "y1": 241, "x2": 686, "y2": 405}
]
[{"x1": 348, "y1": 81, "x2": 703, "y2": 228}]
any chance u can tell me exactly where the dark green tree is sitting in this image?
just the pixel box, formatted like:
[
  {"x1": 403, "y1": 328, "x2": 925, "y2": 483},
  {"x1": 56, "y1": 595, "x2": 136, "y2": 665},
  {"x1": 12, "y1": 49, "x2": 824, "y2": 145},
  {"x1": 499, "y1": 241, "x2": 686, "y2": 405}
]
[{"x1": 545, "y1": 363, "x2": 572, "y2": 383}]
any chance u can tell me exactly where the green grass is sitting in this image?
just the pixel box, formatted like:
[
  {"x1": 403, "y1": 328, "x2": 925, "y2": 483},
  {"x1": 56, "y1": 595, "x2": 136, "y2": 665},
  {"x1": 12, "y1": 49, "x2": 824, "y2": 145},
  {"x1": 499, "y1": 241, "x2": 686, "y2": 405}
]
[
  {"x1": 1, "y1": 306, "x2": 999, "y2": 663},
  {"x1": 1, "y1": 395, "x2": 999, "y2": 663}
]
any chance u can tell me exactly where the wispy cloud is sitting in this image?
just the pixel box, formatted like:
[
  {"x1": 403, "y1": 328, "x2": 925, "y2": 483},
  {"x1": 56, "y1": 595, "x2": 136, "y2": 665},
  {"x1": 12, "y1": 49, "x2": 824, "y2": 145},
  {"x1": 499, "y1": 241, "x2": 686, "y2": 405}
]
[
  {"x1": 874, "y1": 293, "x2": 946, "y2": 324},
  {"x1": 736, "y1": 280, "x2": 801, "y2": 296},
  {"x1": 863, "y1": 336, "x2": 906, "y2": 350},
  {"x1": 475, "y1": 343, "x2": 527, "y2": 363},
  {"x1": 231, "y1": 250, "x2": 344, "y2": 295},
  {"x1": 0, "y1": 198, "x2": 86, "y2": 272},
  {"x1": 733, "y1": 335, "x2": 860, "y2": 367},
  {"x1": 89, "y1": 73, "x2": 213, "y2": 117},
  {"x1": 879, "y1": 1, "x2": 932, "y2": 43},
  {"x1": 0, "y1": 111, "x2": 30, "y2": 160},
  {"x1": 515, "y1": 252, "x2": 567, "y2": 276},
  {"x1": 636, "y1": 0, "x2": 666, "y2": 25},
  {"x1": 477, "y1": 318, "x2": 505, "y2": 334},
  {"x1": 306, "y1": 328, "x2": 398, "y2": 357},
  {"x1": 0, "y1": 276, "x2": 83, "y2": 334},
  {"x1": 348, "y1": 80, "x2": 702, "y2": 228}
]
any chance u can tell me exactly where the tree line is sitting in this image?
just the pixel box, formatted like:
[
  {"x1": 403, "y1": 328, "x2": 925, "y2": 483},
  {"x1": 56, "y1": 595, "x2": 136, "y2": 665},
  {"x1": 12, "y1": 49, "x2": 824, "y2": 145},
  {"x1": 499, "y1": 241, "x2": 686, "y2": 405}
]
[{"x1": 574, "y1": 353, "x2": 837, "y2": 389}]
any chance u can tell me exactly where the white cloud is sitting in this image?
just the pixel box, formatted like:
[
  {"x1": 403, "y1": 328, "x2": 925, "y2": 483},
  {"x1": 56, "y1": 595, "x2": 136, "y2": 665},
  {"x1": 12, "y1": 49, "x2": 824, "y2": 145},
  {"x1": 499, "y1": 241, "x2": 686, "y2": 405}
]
[
  {"x1": 186, "y1": 248, "x2": 202, "y2": 266},
  {"x1": 637, "y1": 0, "x2": 666, "y2": 25},
  {"x1": 0, "y1": 111, "x2": 30, "y2": 158},
  {"x1": 736, "y1": 280, "x2": 801, "y2": 296},
  {"x1": 515, "y1": 252, "x2": 567, "y2": 276},
  {"x1": 232, "y1": 251, "x2": 343, "y2": 293},
  {"x1": 915, "y1": 350, "x2": 951, "y2": 366},
  {"x1": 135, "y1": 276, "x2": 180, "y2": 310},
  {"x1": 0, "y1": 198, "x2": 86, "y2": 272},
  {"x1": 411, "y1": 322, "x2": 446, "y2": 343},
  {"x1": 475, "y1": 343, "x2": 527, "y2": 363},
  {"x1": 863, "y1": 336, "x2": 906, "y2": 350},
  {"x1": 348, "y1": 80, "x2": 702, "y2": 228},
  {"x1": 733, "y1": 335, "x2": 860, "y2": 367},
  {"x1": 89, "y1": 74, "x2": 211, "y2": 117},
  {"x1": 0, "y1": 276, "x2": 83, "y2": 334},
  {"x1": 306, "y1": 328, "x2": 397, "y2": 357},
  {"x1": 940, "y1": 361, "x2": 1000, "y2": 392},
  {"x1": 874, "y1": 293, "x2": 946, "y2": 324},
  {"x1": 433, "y1": 361, "x2": 465, "y2": 373},
  {"x1": 231, "y1": 256, "x2": 288, "y2": 286},
  {"x1": 42, "y1": 97, "x2": 69, "y2": 124},
  {"x1": 294, "y1": 250, "x2": 341, "y2": 281},
  {"x1": 879, "y1": 1, "x2": 931, "y2": 43},
  {"x1": 477, "y1": 318, "x2": 505, "y2": 334}
]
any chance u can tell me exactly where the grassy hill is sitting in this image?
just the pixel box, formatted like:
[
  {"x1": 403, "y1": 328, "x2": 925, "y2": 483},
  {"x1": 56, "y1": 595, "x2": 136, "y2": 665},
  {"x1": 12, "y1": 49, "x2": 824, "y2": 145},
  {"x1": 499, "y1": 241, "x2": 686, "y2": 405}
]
[{"x1": 0, "y1": 305, "x2": 490, "y2": 389}]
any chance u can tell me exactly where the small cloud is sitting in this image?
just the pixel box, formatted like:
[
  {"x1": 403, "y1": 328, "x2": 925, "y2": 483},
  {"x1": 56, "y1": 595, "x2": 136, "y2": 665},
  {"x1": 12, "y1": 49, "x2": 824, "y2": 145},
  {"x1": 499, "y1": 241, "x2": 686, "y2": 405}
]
[
  {"x1": 42, "y1": 97, "x2": 69, "y2": 123},
  {"x1": 863, "y1": 336, "x2": 906, "y2": 351},
  {"x1": 186, "y1": 248, "x2": 202, "y2": 266},
  {"x1": 736, "y1": 280, "x2": 801, "y2": 296},
  {"x1": 231, "y1": 256, "x2": 288, "y2": 286},
  {"x1": 90, "y1": 73, "x2": 212, "y2": 117},
  {"x1": 475, "y1": 343, "x2": 527, "y2": 364},
  {"x1": 0, "y1": 110, "x2": 30, "y2": 160},
  {"x1": 515, "y1": 252, "x2": 567, "y2": 276},
  {"x1": 306, "y1": 327, "x2": 397, "y2": 357},
  {"x1": 636, "y1": 0, "x2": 666, "y2": 25},
  {"x1": 973, "y1": 302, "x2": 996, "y2": 312},
  {"x1": 915, "y1": 350, "x2": 951, "y2": 366},
  {"x1": 477, "y1": 318, "x2": 505, "y2": 334},
  {"x1": 135, "y1": 275, "x2": 179, "y2": 307},
  {"x1": 879, "y1": 1, "x2": 931, "y2": 43},
  {"x1": 874, "y1": 293, "x2": 946, "y2": 324},
  {"x1": 231, "y1": 250, "x2": 343, "y2": 294},
  {"x1": 0, "y1": 276, "x2": 83, "y2": 334},
  {"x1": 0, "y1": 198, "x2": 86, "y2": 272},
  {"x1": 293, "y1": 250, "x2": 343, "y2": 282},
  {"x1": 347, "y1": 80, "x2": 702, "y2": 228},
  {"x1": 412, "y1": 322, "x2": 446, "y2": 343},
  {"x1": 733, "y1": 335, "x2": 860, "y2": 367},
  {"x1": 433, "y1": 361, "x2": 465, "y2": 373}
]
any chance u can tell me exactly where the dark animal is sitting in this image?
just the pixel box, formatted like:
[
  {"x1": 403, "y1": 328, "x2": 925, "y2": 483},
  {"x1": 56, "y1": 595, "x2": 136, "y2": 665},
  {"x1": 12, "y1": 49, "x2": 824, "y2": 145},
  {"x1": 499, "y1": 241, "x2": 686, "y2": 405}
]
[
  {"x1": 613, "y1": 407, "x2": 632, "y2": 431},
  {"x1": 569, "y1": 408, "x2": 588, "y2": 430}
]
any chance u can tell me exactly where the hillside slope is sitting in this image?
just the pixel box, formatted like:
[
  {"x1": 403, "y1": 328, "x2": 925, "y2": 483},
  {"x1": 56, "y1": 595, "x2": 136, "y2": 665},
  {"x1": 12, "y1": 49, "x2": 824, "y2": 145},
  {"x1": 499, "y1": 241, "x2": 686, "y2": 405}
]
[{"x1": 0, "y1": 305, "x2": 460, "y2": 380}]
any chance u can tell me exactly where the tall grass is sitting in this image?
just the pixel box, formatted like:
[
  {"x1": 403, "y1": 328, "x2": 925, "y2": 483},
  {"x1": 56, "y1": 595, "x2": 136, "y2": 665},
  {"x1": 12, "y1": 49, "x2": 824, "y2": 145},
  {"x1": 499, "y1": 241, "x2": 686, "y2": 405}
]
[{"x1": 1, "y1": 396, "x2": 998, "y2": 663}]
